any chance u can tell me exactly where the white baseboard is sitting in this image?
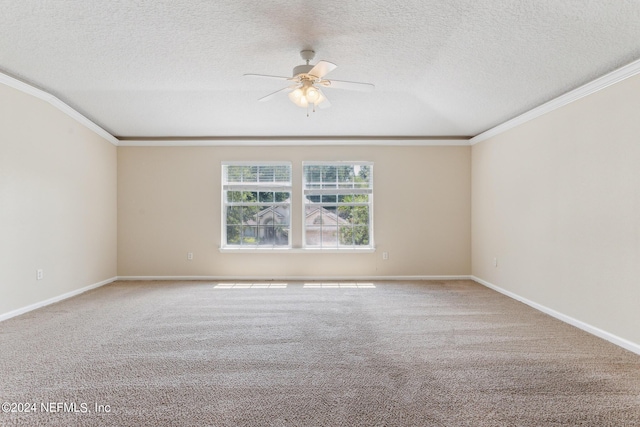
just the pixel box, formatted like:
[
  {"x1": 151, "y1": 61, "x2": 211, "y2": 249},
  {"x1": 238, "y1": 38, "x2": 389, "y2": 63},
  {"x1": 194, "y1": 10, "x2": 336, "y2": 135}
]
[
  {"x1": 116, "y1": 275, "x2": 473, "y2": 281},
  {"x1": 471, "y1": 276, "x2": 640, "y2": 356},
  {"x1": 0, "y1": 277, "x2": 118, "y2": 322}
]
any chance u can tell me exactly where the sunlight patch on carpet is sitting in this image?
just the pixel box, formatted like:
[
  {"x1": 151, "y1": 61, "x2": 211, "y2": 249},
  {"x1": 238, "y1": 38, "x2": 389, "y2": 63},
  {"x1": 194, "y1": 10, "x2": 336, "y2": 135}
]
[
  {"x1": 214, "y1": 283, "x2": 288, "y2": 289},
  {"x1": 303, "y1": 283, "x2": 376, "y2": 288}
]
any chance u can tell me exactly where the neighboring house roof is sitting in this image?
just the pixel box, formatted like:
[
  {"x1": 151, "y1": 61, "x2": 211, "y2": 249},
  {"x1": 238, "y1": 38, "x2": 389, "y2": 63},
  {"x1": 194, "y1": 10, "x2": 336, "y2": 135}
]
[
  {"x1": 256, "y1": 205, "x2": 288, "y2": 220},
  {"x1": 245, "y1": 205, "x2": 289, "y2": 226},
  {"x1": 244, "y1": 204, "x2": 348, "y2": 226},
  {"x1": 305, "y1": 206, "x2": 349, "y2": 226}
]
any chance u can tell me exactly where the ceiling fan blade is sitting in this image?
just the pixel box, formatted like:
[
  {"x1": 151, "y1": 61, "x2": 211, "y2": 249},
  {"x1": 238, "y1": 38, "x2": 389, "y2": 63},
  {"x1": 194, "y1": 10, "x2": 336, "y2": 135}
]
[
  {"x1": 308, "y1": 60, "x2": 337, "y2": 79},
  {"x1": 319, "y1": 79, "x2": 374, "y2": 92},
  {"x1": 258, "y1": 85, "x2": 297, "y2": 102},
  {"x1": 244, "y1": 73, "x2": 296, "y2": 82}
]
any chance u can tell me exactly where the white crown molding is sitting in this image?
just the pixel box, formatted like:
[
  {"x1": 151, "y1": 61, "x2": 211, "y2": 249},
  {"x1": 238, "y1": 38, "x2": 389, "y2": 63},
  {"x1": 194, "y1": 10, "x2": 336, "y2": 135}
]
[
  {"x1": 471, "y1": 276, "x2": 640, "y2": 356},
  {"x1": 0, "y1": 72, "x2": 119, "y2": 146},
  {"x1": 117, "y1": 275, "x2": 472, "y2": 281},
  {"x1": 0, "y1": 277, "x2": 118, "y2": 322},
  {"x1": 470, "y1": 57, "x2": 640, "y2": 145},
  {"x1": 116, "y1": 138, "x2": 471, "y2": 147}
]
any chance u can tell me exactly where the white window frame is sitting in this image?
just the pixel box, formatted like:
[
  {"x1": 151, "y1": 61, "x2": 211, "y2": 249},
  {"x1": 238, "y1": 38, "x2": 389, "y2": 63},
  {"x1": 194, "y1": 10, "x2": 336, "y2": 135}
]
[
  {"x1": 221, "y1": 161, "x2": 292, "y2": 250},
  {"x1": 302, "y1": 161, "x2": 374, "y2": 250}
]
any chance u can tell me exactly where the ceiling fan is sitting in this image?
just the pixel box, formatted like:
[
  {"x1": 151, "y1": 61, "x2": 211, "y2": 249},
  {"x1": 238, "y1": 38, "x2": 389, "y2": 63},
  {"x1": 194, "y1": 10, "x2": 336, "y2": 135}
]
[{"x1": 244, "y1": 50, "x2": 374, "y2": 115}]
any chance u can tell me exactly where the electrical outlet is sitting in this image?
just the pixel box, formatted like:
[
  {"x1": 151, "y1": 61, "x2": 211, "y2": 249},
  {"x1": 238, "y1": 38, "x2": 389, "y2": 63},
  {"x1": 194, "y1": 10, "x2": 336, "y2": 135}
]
[
  {"x1": 382, "y1": 252, "x2": 389, "y2": 260},
  {"x1": 36, "y1": 269, "x2": 44, "y2": 280},
  {"x1": 187, "y1": 252, "x2": 193, "y2": 260},
  {"x1": 493, "y1": 257, "x2": 498, "y2": 267}
]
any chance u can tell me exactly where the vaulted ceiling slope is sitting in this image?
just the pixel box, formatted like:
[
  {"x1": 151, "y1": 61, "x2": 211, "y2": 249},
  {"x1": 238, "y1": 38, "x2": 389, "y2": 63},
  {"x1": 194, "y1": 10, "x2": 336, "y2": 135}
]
[{"x1": 2, "y1": 1, "x2": 640, "y2": 139}]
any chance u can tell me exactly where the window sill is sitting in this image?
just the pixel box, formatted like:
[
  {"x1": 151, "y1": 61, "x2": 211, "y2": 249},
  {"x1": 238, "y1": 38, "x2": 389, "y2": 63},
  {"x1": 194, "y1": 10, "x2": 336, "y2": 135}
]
[{"x1": 219, "y1": 247, "x2": 376, "y2": 254}]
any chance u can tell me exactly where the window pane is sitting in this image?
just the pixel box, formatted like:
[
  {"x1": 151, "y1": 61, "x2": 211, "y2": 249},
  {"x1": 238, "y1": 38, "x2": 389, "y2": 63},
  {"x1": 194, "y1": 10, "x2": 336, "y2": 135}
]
[
  {"x1": 257, "y1": 226, "x2": 274, "y2": 245},
  {"x1": 321, "y1": 195, "x2": 336, "y2": 203},
  {"x1": 225, "y1": 166, "x2": 243, "y2": 183},
  {"x1": 275, "y1": 192, "x2": 289, "y2": 202},
  {"x1": 258, "y1": 165, "x2": 274, "y2": 182},
  {"x1": 357, "y1": 165, "x2": 371, "y2": 185},
  {"x1": 305, "y1": 206, "x2": 321, "y2": 246},
  {"x1": 226, "y1": 206, "x2": 242, "y2": 225},
  {"x1": 241, "y1": 226, "x2": 257, "y2": 245},
  {"x1": 241, "y1": 206, "x2": 259, "y2": 224},
  {"x1": 226, "y1": 226, "x2": 241, "y2": 244},
  {"x1": 257, "y1": 224, "x2": 289, "y2": 246},
  {"x1": 257, "y1": 206, "x2": 273, "y2": 226},
  {"x1": 274, "y1": 205, "x2": 290, "y2": 226},
  {"x1": 275, "y1": 225, "x2": 289, "y2": 245},
  {"x1": 259, "y1": 191, "x2": 274, "y2": 202},
  {"x1": 306, "y1": 166, "x2": 321, "y2": 185},
  {"x1": 321, "y1": 206, "x2": 337, "y2": 223},
  {"x1": 274, "y1": 165, "x2": 290, "y2": 182},
  {"x1": 322, "y1": 208, "x2": 338, "y2": 247},
  {"x1": 306, "y1": 206, "x2": 319, "y2": 225},
  {"x1": 306, "y1": 195, "x2": 321, "y2": 203},
  {"x1": 224, "y1": 165, "x2": 258, "y2": 183},
  {"x1": 243, "y1": 191, "x2": 258, "y2": 203},
  {"x1": 337, "y1": 165, "x2": 352, "y2": 183},
  {"x1": 338, "y1": 224, "x2": 354, "y2": 246},
  {"x1": 337, "y1": 194, "x2": 369, "y2": 203},
  {"x1": 243, "y1": 166, "x2": 258, "y2": 182},
  {"x1": 321, "y1": 165, "x2": 336, "y2": 184},
  {"x1": 352, "y1": 226, "x2": 369, "y2": 246},
  {"x1": 322, "y1": 228, "x2": 338, "y2": 247},
  {"x1": 337, "y1": 206, "x2": 353, "y2": 223},
  {"x1": 305, "y1": 226, "x2": 321, "y2": 246},
  {"x1": 352, "y1": 206, "x2": 369, "y2": 225},
  {"x1": 227, "y1": 191, "x2": 243, "y2": 202}
]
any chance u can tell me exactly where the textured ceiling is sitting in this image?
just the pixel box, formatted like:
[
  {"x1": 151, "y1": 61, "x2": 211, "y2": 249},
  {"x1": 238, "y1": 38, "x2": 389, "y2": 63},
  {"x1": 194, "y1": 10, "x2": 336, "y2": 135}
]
[{"x1": 2, "y1": 0, "x2": 640, "y2": 138}]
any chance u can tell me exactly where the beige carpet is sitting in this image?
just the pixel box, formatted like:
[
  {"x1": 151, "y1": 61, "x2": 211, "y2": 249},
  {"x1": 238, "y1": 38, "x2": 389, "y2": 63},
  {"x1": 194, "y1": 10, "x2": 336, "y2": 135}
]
[{"x1": 0, "y1": 280, "x2": 638, "y2": 426}]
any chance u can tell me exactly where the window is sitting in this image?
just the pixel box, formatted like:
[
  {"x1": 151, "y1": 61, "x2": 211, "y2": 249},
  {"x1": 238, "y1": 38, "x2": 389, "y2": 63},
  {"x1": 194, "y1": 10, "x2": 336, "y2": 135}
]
[
  {"x1": 222, "y1": 163, "x2": 291, "y2": 249},
  {"x1": 303, "y1": 162, "x2": 373, "y2": 249}
]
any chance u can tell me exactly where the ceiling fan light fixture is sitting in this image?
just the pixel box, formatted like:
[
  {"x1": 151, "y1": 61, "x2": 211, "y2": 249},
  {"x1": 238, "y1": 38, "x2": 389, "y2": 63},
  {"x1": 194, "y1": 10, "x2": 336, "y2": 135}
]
[
  {"x1": 288, "y1": 89, "x2": 308, "y2": 107},
  {"x1": 291, "y1": 87, "x2": 303, "y2": 99},
  {"x1": 246, "y1": 49, "x2": 374, "y2": 112},
  {"x1": 288, "y1": 81, "x2": 325, "y2": 108},
  {"x1": 306, "y1": 87, "x2": 320, "y2": 103}
]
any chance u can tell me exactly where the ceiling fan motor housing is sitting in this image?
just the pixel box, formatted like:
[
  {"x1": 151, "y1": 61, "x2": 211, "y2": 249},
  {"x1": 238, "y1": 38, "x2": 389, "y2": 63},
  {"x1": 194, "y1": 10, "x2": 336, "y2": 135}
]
[{"x1": 293, "y1": 64, "x2": 314, "y2": 78}]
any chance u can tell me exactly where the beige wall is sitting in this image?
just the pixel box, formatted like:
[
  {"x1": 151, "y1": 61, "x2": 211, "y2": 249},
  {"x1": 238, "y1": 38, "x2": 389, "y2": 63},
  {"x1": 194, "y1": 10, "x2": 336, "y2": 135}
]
[
  {"x1": 0, "y1": 84, "x2": 117, "y2": 316},
  {"x1": 472, "y1": 74, "x2": 640, "y2": 345},
  {"x1": 118, "y1": 145, "x2": 471, "y2": 278}
]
